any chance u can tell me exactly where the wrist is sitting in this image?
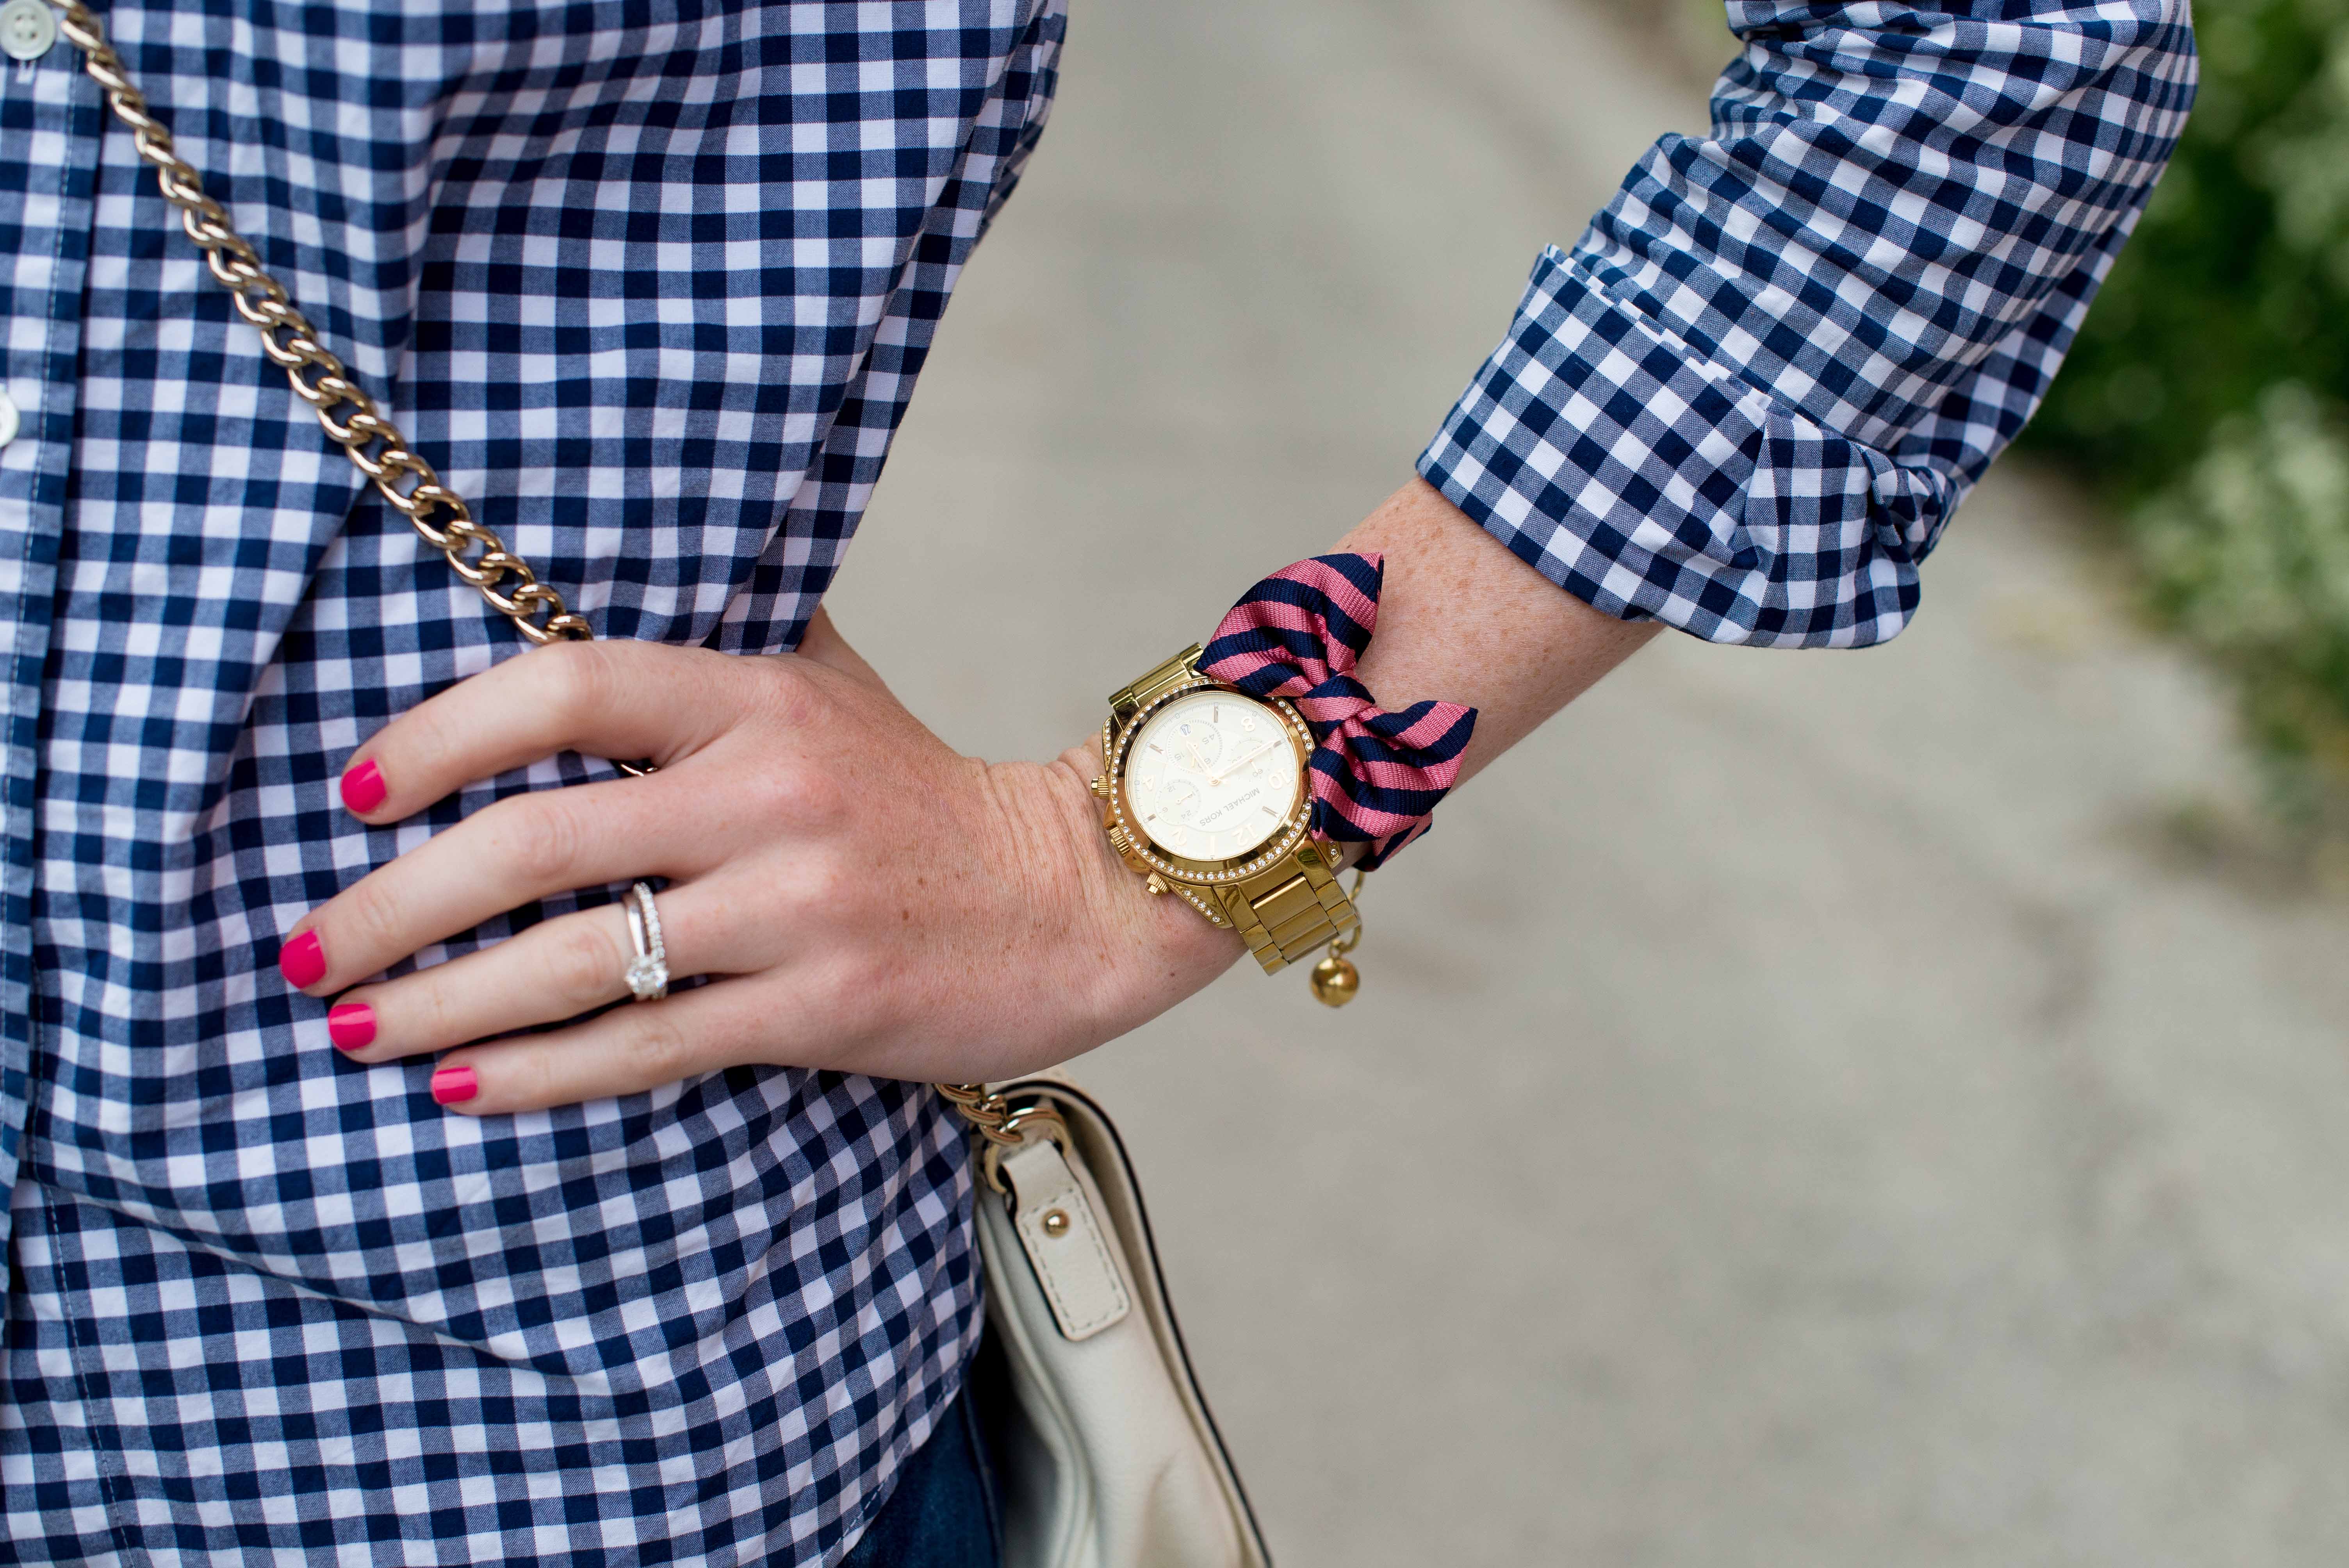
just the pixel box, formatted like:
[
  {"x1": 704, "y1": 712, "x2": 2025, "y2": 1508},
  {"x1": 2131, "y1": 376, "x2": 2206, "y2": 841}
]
[{"x1": 1046, "y1": 737, "x2": 1244, "y2": 1021}]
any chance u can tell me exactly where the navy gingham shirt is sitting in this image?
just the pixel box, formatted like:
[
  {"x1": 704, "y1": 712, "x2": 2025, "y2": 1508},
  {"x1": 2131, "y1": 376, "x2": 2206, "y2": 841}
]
[
  {"x1": 0, "y1": 2, "x2": 1061, "y2": 1563},
  {"x1": 0, "y1": 2, "x2": 2185, "y2": 1564},
  {"x1": 1420, "y1": 4, "x2": 2195, "y2": 646}
]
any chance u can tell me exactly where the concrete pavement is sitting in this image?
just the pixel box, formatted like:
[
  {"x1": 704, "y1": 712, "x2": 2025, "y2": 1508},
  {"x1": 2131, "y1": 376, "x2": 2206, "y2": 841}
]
[{"x1": 824, "y1": 1, "x2": 2349, "y2": 1562}]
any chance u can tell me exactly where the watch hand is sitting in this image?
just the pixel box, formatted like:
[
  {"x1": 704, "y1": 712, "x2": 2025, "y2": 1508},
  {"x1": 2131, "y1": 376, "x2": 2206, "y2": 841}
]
[
  {"x1": 1209, "y1": 740, "x2": 1281, "y2": 786},
  {"x1": 1180, "y1": 734, "x2": 1212, "y2": 775}
]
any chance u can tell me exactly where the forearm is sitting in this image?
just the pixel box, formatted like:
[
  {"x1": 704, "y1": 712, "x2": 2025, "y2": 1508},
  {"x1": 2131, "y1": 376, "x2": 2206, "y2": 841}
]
[{"x1": 1338, "y1": 477, "x2": 1657, "y2": 789}]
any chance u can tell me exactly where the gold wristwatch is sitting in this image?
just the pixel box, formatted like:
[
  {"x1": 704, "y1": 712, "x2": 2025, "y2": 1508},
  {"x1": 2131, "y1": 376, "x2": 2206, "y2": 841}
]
[{"x1": 1089, "y1": 645, "x2": 1365, "y2": 1005}]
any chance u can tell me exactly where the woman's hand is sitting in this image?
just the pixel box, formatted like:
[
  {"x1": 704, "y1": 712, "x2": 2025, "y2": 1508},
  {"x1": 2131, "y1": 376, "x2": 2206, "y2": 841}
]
[{"x1": 280, "y1": 611, "x2": 1242, "y2": 1114}]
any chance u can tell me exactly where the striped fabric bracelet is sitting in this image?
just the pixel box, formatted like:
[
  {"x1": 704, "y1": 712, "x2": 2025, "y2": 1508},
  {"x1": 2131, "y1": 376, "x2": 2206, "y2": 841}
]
[{"x1": 1198, "y1": 552, "x2": 1476, "y2": 870}]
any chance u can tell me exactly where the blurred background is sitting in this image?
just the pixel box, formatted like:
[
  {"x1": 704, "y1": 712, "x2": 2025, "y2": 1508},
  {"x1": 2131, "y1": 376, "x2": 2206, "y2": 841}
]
[{"x1": 823, "y1": 2, "x2": 2349, "y2": 1563}]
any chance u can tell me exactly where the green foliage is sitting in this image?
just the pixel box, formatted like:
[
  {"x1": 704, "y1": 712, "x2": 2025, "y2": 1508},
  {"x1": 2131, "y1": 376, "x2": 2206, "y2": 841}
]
[
  {"x1": 2028, "y1": 0, "x2": 2349, "y2": 784},
  {"x1": 2138, "y1": 385, "x2": 2349, "y2": 777}
]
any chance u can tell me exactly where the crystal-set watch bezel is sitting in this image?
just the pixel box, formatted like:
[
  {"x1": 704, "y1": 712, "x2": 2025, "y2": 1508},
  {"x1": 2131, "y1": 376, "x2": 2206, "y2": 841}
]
[{"x1": 1105, "y1": 678, "x2": 1315, "y2": 884}]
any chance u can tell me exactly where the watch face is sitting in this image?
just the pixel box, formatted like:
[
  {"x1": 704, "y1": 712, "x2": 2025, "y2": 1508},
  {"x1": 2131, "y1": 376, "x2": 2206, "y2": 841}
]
[{"x1": 1124, "y1": 690, "x2": 1305, "y2": 862}]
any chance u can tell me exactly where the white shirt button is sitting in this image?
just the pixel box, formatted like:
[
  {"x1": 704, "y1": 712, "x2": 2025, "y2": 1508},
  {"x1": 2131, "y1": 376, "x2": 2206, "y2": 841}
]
[
  {"x1": 0, "y1": 0, "x2": 56, "y2": 62},
  {"x1": 0, "y1": 390, "x2": 18, "y2": 449}
]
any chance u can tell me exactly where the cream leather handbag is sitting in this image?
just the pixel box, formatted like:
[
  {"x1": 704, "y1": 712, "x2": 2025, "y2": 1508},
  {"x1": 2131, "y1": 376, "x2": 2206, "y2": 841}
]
[
  {"x1": 61, "y1": 7, "x2": 1276, "y2": 1561},
  {"x1": 945, "y1": 1080, "x2": 1273, "y2": 1568}
]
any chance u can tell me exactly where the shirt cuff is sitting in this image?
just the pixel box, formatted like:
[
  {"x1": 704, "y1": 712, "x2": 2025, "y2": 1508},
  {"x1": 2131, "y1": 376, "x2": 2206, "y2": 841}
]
[{"x1": 1418, "y1": 245, "x2": 1954, "y2": 649}]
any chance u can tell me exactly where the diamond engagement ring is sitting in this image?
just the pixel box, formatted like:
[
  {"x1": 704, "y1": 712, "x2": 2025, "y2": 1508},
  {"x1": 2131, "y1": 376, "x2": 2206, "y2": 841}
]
[{"x1": 622, "y1": 881, "x2": 669, "y2": 1002}]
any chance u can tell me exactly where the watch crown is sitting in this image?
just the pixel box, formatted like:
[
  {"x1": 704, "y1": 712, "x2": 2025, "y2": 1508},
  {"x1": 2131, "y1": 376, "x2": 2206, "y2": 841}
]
[
  {"x1": 1089, "y1": 773, "x2": 1111, "y2": 799},
  {"x1": 1107, "y1": 824, "x2": 1135, "y2": 857}
]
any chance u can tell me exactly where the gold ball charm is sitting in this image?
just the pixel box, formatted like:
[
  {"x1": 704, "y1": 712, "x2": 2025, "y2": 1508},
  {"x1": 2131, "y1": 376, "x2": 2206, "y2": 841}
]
[{"x1": 1309, "y1": 954, "x2": 1359, "y2": 1007}]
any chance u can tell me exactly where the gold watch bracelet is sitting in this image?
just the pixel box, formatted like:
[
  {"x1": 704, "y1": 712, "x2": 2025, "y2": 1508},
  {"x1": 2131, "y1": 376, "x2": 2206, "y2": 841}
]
[{"x1": 1093, "y1": 647, "x2": 1367, "y2": 1005}]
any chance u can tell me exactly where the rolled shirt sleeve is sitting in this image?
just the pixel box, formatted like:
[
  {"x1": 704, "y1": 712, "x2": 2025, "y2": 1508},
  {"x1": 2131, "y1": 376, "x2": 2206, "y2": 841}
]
[{"x1": 1417, "y1": 3, "x2": 2197, "y2": 647}]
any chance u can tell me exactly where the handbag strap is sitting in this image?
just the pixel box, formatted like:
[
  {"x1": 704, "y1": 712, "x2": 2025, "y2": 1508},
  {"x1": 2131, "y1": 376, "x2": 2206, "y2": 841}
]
[
  {"x1": 52, "y1": 1, "x2": 588, "y2": 647},
  {"x1": 50, "y1": 0, "x2": 1012, "y2": 1143}
]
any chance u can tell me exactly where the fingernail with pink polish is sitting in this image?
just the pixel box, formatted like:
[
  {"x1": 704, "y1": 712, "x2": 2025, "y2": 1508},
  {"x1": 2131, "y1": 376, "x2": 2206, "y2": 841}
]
[
  {"x1": 278, "y1": 930, "x2": 326, "y2": 989},
  {"x1": 430, "y1": 1065, "x2": 478, "y2": 1106},
  {"x1": 327, "y1": 1003, "x2": 375, "y2": 1052},
  {"x1": 340, "y1": 757, "x2": 386, "y2": 814}
]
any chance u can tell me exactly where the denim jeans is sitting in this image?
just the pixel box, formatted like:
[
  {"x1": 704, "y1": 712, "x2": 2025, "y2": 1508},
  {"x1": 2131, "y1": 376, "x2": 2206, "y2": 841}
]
[{"x1": 839, "y1": 1384, "x2": 1000, "y2": 1568}]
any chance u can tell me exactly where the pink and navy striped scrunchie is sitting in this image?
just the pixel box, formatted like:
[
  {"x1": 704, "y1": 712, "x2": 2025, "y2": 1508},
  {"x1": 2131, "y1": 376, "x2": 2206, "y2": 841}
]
[{"x1": 1199, "y1": 552, "x2": 1476, "y2": 870}]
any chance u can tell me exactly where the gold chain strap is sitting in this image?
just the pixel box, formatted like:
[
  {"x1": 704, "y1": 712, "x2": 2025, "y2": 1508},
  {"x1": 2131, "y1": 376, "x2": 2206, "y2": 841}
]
[
  {"x1": 51, "y1": 0, "x2": 589, "y2": 647},
  {"x1": 935, "y1": 1083, "x2": 1052, "y2": 1149},
  {"x1": 936, "y1": 1083, "x2": 1073, "y2": 1195},
  {"x1": 53, "y1": 0, "x2": 1012, "y2": 1143}
]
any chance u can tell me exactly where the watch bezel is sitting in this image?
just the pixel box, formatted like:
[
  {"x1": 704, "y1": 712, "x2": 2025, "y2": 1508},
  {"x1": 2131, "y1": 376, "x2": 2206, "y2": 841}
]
[{"x1": 1107, "y1": 678, "x2": 1315, "y2": 884}]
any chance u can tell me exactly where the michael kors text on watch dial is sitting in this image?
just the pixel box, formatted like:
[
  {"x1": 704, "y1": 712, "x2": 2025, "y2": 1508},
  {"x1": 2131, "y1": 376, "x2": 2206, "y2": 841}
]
[{"x1": 1123, "y1": 691, "x2": 1304, "y2": 861}]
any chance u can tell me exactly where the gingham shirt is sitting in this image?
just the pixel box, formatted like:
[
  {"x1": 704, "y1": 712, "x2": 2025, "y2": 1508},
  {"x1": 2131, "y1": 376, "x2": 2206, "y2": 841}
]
[
  {"x1": 0, "y1": 2, "x2": 1060, "y2": 1563},
  {"x1": 0, "y1": 2, "x2": 2185, "y2": 1565},
  {"x1": 1421, "y1": 4, "x2": 2196, "y2": 647}
]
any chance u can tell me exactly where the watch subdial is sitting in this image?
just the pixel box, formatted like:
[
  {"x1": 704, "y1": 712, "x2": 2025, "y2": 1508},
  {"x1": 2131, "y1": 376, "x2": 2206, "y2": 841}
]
[
  {"x1": 1159, "y1": 778, "x2": 1203, "y2": 823},
  {"x1": 1172, "y1": 718, "x2": 1224, "y2": 772}
]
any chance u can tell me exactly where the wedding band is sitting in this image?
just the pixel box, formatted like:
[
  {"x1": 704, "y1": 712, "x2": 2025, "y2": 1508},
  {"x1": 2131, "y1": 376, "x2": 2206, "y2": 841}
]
[{"x1": 622, "y1": 881, "x2": 668, "y2": 1002}]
